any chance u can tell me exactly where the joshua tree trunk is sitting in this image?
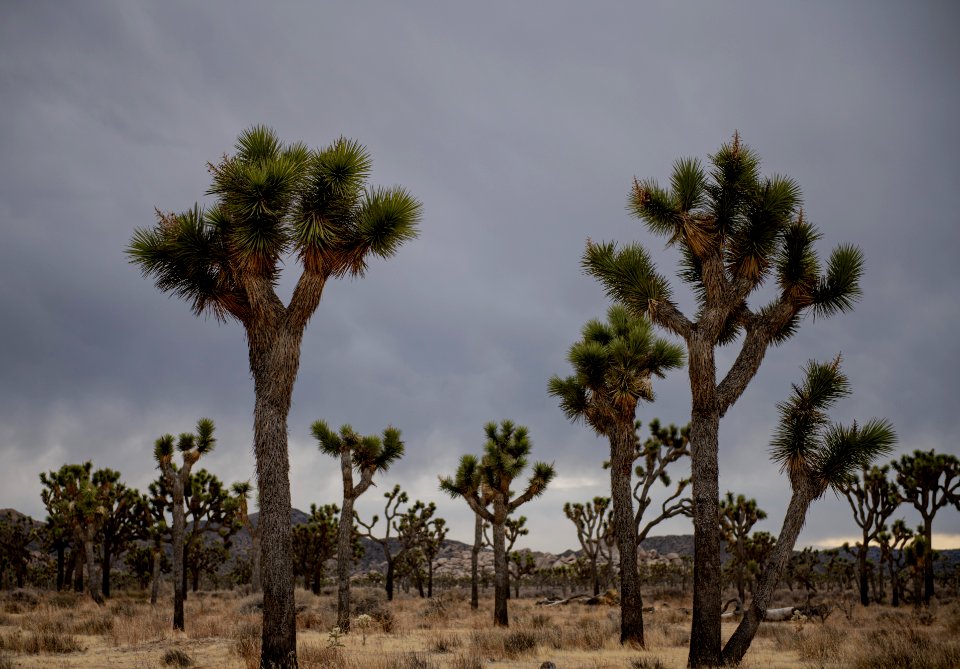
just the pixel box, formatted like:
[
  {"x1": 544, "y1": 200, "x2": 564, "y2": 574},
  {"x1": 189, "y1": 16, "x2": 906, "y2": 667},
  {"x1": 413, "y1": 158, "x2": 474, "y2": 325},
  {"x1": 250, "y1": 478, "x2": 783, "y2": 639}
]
[
  {"x1": 150, "y1": 548, "x2": 161, "y2": 605},
  {"x1": 101, "y1": 541, "x2": 112, "y2": 599},
  {"x1": 182, "y1": 549, "x2": 190, "y2": 600},
  {"x1": 471, "y1": 513, "x2": 481, "y2": 610},
  {"x1": 590, "y1": 556, "x2": 600, "y2": 597},
  {"x1": 56, "y1": 545, "x2": 65, "y2": 591},
  {"x1": 492, "y1": 505, "x2": 509, "y2": 626},
  {"x1": 336, "y1": 494, "x2": 355, "y2": 632},
  {"x1": 428, "y1": 560, "x2": 434, "y2": 598},
  {"x1": 83, "y1": 536, "x2": 104, "y2": 606},
  {"x1": 73, "y1": 548, "x2": 84, "y2": 592},
  {"x1": 922, "y1": 515, "x2": 934, "y2": 603},
  {"x1": 687, "y1": 338, "x2": 722, "y2": 667},
  {"x1": 858, "y1": 546, "x2": 870, "y2": 606},
  {"x1": 385, "y1": 556, "x2": 395, "y2": 601},
  {"x1": 170, "y1": 474, "x2": 186, "y2": 631},
  {"x1": 250, "y1": 327, "x2": 300, "y2": 669},
  {"x1": 611, "y1": 422, "x2": 643, "y2": 646},
  {"x1": 722, "y1": 488, "x2": 812, "y2": 665}
]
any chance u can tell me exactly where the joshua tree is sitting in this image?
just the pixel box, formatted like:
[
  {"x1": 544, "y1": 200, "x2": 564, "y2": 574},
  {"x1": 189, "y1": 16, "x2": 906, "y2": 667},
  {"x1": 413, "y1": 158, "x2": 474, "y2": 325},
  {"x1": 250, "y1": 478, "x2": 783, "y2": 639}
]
[
  {"x1": 719, "y1": 492, "x2": 767, "y2": 604},
  {"x1": 355, "y1": 484, "x2": 409, "y2": 601},
  {"x1": 892, "y1": 450, "x2": 960, "y2": 603},
  {"x1": 564, "y1": 497, "x2": 612, "y2": 596},
  {"x1": 721, "y1": 358, "x2": 896, "y2": 665},
  {"x1": 483, "y1": 514, "x2": 530, "y2": 600},
  {"x1": 153, "y1": 418, "x2": 216, "y2": 630},
  {"x1": 182, "y1": 470, "x2": 241, "y2": 594},
  {"x1": 95, "y1": 472, "x2": 146, "y2": 599},
  {"x1": 469, "y1": 487, "x2": 494, "y2": 609},
  {"x1": 40, "y1": 463, "x2": 110, "y2": 605},
  {"x1": 312, "y1": 420, "x2": 404, "y2": 630},
  {"x1": 420, "y1": 514, "x2": 448, "y2": 598},
  {"x1": 291, "y1": 503, "x2": 342, "y2": 593},
  {"x1": 878, "y1": 519, "x2": 913, "y2": 606},
  {"x1": 440, "y1": 421, "x2": 555, "y2": 626},
  {"x1": 840, "y1": 465, "x2": 902, "y2": 605},
  {"x1": 231, "y1": 481, "x2": 261, "y2": 592},
  {"x1": 582, "y1": 135, "x2": 864, "y2": 667},
  {"x1": 0, "y1": 511, "x2": 34, "y2": 589},
  {"x1": 549, "y1": 305, "x2": 684, "y2": 645},
  {"x1": 633, "y1": 420, "x2": 692, "y2": 544},
  {"x1": 128, "y1": 126, "x2": 421, "y2": 668}
]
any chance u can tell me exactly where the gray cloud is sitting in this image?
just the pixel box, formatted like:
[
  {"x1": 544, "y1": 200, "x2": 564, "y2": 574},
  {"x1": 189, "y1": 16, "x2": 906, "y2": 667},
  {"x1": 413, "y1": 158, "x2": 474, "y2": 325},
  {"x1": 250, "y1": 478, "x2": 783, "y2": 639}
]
[{"x1": 0, "y1": 1, "x2": 957, "y2": 552}]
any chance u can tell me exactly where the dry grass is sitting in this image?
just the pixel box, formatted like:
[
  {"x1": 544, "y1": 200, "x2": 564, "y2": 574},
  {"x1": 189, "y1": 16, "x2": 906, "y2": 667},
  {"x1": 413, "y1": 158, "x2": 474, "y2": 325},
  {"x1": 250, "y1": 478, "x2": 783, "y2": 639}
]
[{"x1": 0, "y1": 587, "x2": 956, "y2": 668}]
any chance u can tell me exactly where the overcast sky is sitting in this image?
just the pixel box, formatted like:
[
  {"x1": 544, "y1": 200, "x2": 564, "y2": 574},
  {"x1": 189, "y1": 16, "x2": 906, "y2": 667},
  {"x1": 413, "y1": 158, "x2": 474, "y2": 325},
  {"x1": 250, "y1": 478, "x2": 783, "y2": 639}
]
[{"x1": 1, "y1": 2, "x2": 957, "y2": 554}]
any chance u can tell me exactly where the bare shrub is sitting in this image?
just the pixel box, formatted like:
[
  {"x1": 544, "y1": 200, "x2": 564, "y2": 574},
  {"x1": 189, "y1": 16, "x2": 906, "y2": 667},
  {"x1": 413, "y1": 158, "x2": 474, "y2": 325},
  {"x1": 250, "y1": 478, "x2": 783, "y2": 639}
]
[
  {"x1": 503, "y1": 629, "x2": 538, "y2": 658},
  {"x1": 0, "y1": 651, "x2": 11, "y2": 669},
  {"x1": 630, "y1": 658, "x2": 667, "y2": 669},
  {"x1": 161, "y1": 647, "x2": 194, "y2": 667},
  {"x1": 429, "y1": 632, "x2": 462, "y2": 653},
  {"x1": 299, "y1": 643, "x2": 345, "y2": 669},
  {"x1": 449, "y1": 650, "x2": 483, "y2": 669},
  {"x1": 795, "y1": 626, "x2": 844, "y2": 668},
  {"x1": 0, "y1": 629, "x2": 84, "y2": 654}
]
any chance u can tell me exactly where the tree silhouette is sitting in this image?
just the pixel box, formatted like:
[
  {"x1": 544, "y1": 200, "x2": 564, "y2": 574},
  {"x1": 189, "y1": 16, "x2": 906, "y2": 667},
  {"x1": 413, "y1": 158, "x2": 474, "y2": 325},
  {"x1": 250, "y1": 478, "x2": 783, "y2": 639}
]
[
  {"x1": 355, "y1": 484, "x2": 409, "y2": 601},
  {"x1": 290, "y1": 503, "x2": 343, "y2": 593},
  {"x1": 0, "y1": 511, "x2": 34, "y2": 589},
  {"x1": 94, "y1": 469, "x2": 146, "y2": 599},
  {"x1": 313, "y1": 420, "x2": 403, "y2": 630},
  {"x1": 892, "y1": 450, "x2": 960, "y2": 603},
  {"x1": 231, "y1": 481, "x2": 261, "y2": 592},
  {"x1": 582, "y1": 135, "x2": 864, "y2": 667},
  {"x1": 839, "y1": 464, "x2": 901, "y2": 605},
  {"x1": 563, "y1": 497, "x2": 612, "y2": 596},
  {"x1": 440, "y1": 421, "x2": 554, "y2": 626},
  {"x1": 719, "y1": 492, "x2": 766, "y2": 604},
  {"x1": 128, "y1": 126, "x2": 421, "y2": 669},
  {"x1": 721, "y1": 358, "x2": 895, "y2": 664},
  {"x1": 633, "y1": 420, "x2": 691, "y2": 544},
  {"x1": 549, "y1": 306, "x2": 684, "y2": 645},
  {"x1": 153, "y1": 418, "x2": 216, "y2": 630}
]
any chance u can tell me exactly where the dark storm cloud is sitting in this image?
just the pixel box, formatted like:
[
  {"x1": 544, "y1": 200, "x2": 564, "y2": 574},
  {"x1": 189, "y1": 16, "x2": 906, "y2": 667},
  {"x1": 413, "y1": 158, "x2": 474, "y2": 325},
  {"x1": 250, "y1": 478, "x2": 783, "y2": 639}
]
[{"x1": 1, "y1": 1, "x2": 957, "y2": 551}]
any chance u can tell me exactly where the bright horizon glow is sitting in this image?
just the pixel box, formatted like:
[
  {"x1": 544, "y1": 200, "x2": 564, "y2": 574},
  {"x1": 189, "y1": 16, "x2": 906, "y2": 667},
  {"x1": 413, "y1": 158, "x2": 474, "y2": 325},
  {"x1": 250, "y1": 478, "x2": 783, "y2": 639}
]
[{"x1": 806, "y1": 533, "x2": 960, "y2": 550}]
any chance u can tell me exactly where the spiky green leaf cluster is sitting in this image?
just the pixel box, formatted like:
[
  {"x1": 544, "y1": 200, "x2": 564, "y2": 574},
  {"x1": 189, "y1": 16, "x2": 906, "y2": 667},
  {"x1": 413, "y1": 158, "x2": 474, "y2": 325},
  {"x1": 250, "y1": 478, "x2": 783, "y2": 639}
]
[
  {"x1": 312, "y1": 420, "x2": 405, "y2": 474},
  {"x1": 549, "y1": 305, "x2": 684, "y2": 436},
  {"x1": 128, "y1": 126, "x2": 422, "y2": 322}
]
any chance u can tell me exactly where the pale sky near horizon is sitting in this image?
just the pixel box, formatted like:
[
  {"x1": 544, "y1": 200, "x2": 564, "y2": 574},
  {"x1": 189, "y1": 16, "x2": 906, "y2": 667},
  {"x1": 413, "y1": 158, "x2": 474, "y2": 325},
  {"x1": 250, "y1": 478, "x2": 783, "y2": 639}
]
[{"x1": 1, "y1": 1, "x2": 958, "y2": 553}]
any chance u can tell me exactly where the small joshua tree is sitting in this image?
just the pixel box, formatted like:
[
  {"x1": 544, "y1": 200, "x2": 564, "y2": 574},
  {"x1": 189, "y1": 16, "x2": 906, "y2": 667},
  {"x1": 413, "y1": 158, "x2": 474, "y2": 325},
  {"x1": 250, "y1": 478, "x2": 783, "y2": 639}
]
[
  {"x1": 313, "y1": 421, "x2": 404, "y2": 631},
  {"x1": 439, "y1": 421, "x2": 555, "y2": 626}
]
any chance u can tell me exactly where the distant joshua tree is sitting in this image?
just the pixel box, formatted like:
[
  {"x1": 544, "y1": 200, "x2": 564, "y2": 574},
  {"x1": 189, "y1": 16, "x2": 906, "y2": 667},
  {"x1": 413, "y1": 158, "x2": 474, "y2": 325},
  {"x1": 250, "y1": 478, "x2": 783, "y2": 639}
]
[
  {"x1": 355, "y1": 485, "x2": 409, "y2": 601},
  {"x1": 563, "y1": 497, "x2": 612, "y2": 596},
  {"x1": 153, "y1": 418, "x2": 216, "y2": 630},
  {"x1": 721, "y1": 358, "x2": 895, "y2": 665},
  {"x1": 312, "y1": 420, "x2": 404, "y2": 631},
  {"x1": 440, "y1": 421, "x2": 555, "y2": 626},
  {"x1": 719, "y1": 492, "x2": 766, "y2": 604},
  {"x1": 892, "y1": 450, "x2": 960, "y2": 603},
  {"x1": 231, "y1": 481, "x2": 261, "y2": 592}
]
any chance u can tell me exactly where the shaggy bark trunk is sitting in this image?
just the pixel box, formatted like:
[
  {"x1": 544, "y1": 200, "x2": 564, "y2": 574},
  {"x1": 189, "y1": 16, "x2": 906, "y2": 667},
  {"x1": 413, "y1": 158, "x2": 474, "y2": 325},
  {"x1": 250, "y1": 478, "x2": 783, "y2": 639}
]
[
  {"x1": 611, "y1": 423, "x2": 643, "y2": 646},
  {"x1": 72, "y1": 548, "x2": 84, "y2": 592},
  {"x1": 889, "y1": 556, "x2": 900, "y2": 607},
  {"x1": 385, "y1": 556, "x2": 395, "y2": 601},
  {"x1": 723, "y1": 489, "x2": 812, "y2": 665},
  {"x1": 471, "y1": 513, "x2": 481, "y2": 610},
  {"x1": 590, "y1": 557, "x2": 600, "y2": 597},
  {"x1": 250, "y1": 327, "x2": 300, "y2": 669},
  {"x1": 922, "y1": 515, "x2": 934, "y2": 603},
  {"x1": 687, "y1": 337, "x2": 722, "y2": 668},
  {"x1": 150, "y1": 548, "x2": 161, "y2": 605},
  {"x1": 336, "y1": 493, "x2": 355, "y2": 632},
  {"x1": 492, "y1": 501, "x2": 509, "y2": 626},
  {"x1": 171, "y1": 474, "x2": 186, "y2": 631},
  {"x1": 192, "y1": 564, "x2": 200, "y2": 593},
  {"x1": 858, "y1": 544, "x2": 870, "y2": 606},
  {"x1": 428, "y1": 560, "x2": 434, "y2": 598},
  {"x1": 84, "y1": 536, "x2": 104, "y2": 606}
]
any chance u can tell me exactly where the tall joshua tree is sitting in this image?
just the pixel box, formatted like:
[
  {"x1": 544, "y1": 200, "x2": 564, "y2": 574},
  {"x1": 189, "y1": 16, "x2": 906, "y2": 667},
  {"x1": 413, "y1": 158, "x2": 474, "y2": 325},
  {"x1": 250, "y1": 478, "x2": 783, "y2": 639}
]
[
  {"x1": 719, "y1": 492, "x2": 767, "y2": 604},
  {"x1": 840, "y1": 465, "x2": 901, "y2": 605},
  {"x1": 439, "y1": 421, "x2": 555, "y2": 626},
  {"x1": 582, "y1": 134, "x2": 864, "y2": 667},
  {"x1": 128, "y1": 126, "x2": 421, "y2": 668},
  {"x1": 721, "y1": 358, "x2": 896, "y2": 665},
  {"x1": 312, "y1": 420, "x2": 404, "y2": 631},
  {"x1": 892, "y1": 450, "x2": 960, "y2": 603},
  {"x1": 153, "y1": 418, "x2": 216, "y2": 631},
  {"x1": 549, "y1": 305, "x2": 684, "y2": 646}
]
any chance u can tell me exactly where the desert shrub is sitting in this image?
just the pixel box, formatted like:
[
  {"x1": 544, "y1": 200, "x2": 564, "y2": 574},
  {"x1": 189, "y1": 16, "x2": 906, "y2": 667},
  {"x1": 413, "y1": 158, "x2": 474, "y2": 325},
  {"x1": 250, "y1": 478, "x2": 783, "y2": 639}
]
[
  {"x1": 384, "y1": 653, "x2": 439, "y2": 669},
  {"x1": 852, "y1": 626, "x2": 960, "y2": 669},
  {"x1": 0, "y1": 629, "x2": 84, "y2": 654},
  {"x1": 573, "y1": 618, "x2": 607, "y2": 650},
  {"x1": 0, "y1": 651, "x2": 11, "y2": 669},
  {"x1": 162, "y1": 647, "x2": 194, "y2": 667},
  {"x1": 429, "y1": 633, "x2": 461, "y2": 653},
  {"x1": 47, "y1": 591, "x2": 81, "y2": 609},
  {"x1": 630, "y1": 658, "x2": 667, "y2": 669},
  {"x1": 233, "y1": 621, "x2": 261, "y2": 669},
  {"x1": 449, "y1": 651, "x2": 483, "y2": 669},
  {"x1": 299, "y1": 643, "x2": 345, "y2": 669},
  {"x1": 369, "y1": 606, "x2": 396, "y2": 633},
  {"x1": 529, "y1": 613, "x2": 552, "y2": 629},
  {"x1": 70, "y1": 609, "x2": 114, "y2": 635},
  {"x1": 7, "y1": 590, "x2": 38, "y2": 607},
  {"x1": 503, "y1": 629, "x2": 538, "y2": 658},
  {"x1": 795, "y1": 626, "x2": 844, "y2": 668}
]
